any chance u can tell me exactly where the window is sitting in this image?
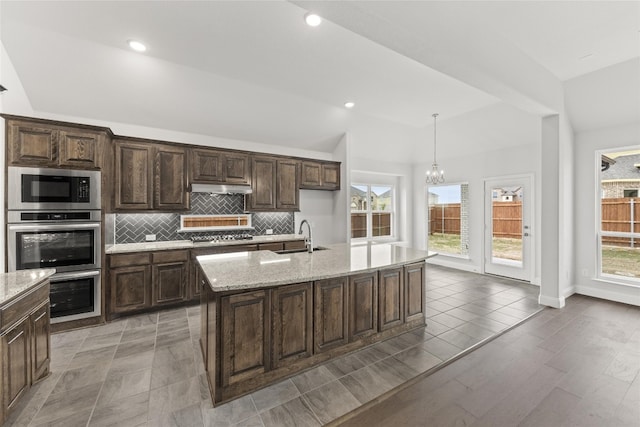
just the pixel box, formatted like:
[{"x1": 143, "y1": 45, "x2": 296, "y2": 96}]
[
  {"x1": 350, "y1": 184, "x2": 394, "y2": 239},
  {"x1": 598, "y1": 148, "x2": 640, "y2": 283},
  {"x1": 427, "y1": 183, "x2": 469, "y2": 256}
]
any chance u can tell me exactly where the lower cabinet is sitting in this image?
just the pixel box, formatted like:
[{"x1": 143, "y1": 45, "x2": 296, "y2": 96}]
[
  {"x1": 271, "y1": 283, "x2": 313, "y2": 368},
  {"x1": 108, "y1": 250, "x2": 189, "y2": 317},
  {"x1": 378, "y1": 267, "x2": 404, "y2": 331},
  {"x1": 404, "y1": 262, "x2": 425, "y2": 323},
  {"x1": 314, "y1": 278, "x2": 349, "y2": 353},
  {"x1": 220, "y1": 291, "x2": 270, "y2": 386},
  {"x1": 1, "y1": 283, "x2": 51, "y2": 424},
  {"x1": 349, "y1": 272, "x2": 378, "y2": 341}
]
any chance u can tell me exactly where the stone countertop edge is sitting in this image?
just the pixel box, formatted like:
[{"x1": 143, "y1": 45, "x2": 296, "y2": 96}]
[
  {"x1": 105, "y1": 234, "x2": 306, "y2": 254},
  {"x1": 197, "y1": 243, "x2": 437, "y2": 293},
  {"x1": 0, "y1": 269, "x2": 56, "y2": 307}
]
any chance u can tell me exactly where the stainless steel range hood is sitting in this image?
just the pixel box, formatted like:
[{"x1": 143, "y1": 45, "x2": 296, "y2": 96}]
[{"x1": 190, "y1": 183, "x2": 253, "y2": 195}]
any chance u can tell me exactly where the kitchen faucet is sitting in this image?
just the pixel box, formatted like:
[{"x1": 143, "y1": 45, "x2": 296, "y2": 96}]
[{"x1": 298, "y1": 219, "x2": 313, "y2": 253}]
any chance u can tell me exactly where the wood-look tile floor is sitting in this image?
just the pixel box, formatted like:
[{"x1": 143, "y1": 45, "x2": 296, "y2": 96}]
[{"x1": 6, "y1": 266, "x2": 555, "y2": 426}]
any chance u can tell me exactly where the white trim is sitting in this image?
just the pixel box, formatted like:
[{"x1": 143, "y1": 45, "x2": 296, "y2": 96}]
[
  {"x1": 575, "y1": 284, "x2": 640, "y2": 306},
  {"x1": 426, "y1": 257, "x2": 480, "y2": 274},
  {"x1": 538, "y1": 294, "x2": 565, "y2": 308}
]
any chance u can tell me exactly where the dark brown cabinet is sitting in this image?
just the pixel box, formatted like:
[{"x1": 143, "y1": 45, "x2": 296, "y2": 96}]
[
  {"x1": 246, "y1": 156, "x2": 300, "y2": 211},
  {"x1": 114, "y1": 139, "x2": 188, "y2": 211},
  {"x1": 6, "y1": 120, "x2": 105, "y2": 169},
  {"x1": 349, "y1": 272, "x2": 378, "y2": 341},
  {"x1": 0, "y1": 279, "x2": 51, "y2": 424},
  {"x1": 300, "y1": 161, "x2": 341, "y2": 190},
  {"x1": 190, "y1": 148, "x2": 250, "y2": 185},
  {"x1": 404, "y1": 262, "x2": 425, "y2": 323},
  {"x1": 314, "y1": 277, "x2": 349, "y2": 353},
  {"x1": 258, "y1": 242, "x2": 284, "y2": 252},
  {"x1": 30, "y1": 302, "x2": 50, "y2": 383},
  {"x1": 271, "y1": 283, "x2": 313, "y2": 368},
  {"x1": 152, "y1": 251, "x2": 189, "y2": 306},
  {"x1": 1, "y1": 317, "x2": 29, "y2": 417},
  {"x1": 108, "y1": 251, "x2": 191, "y2": 317},
  {"x1": 221, "y1": 290, "x2": 270, "y2": 386},
  {"x1": 378, "y1": 267, "x2": 404, "y2": 331}
]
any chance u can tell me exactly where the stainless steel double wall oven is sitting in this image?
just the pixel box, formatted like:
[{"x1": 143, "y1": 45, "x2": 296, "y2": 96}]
[{"x1": 7, "y1": 166, "x2": 102, "y2": 323}]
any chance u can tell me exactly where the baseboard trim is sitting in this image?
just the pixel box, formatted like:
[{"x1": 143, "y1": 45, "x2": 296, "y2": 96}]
[
  {"x1": 426, "y1": 258, "x2": 479, "y2": 274},
  {"x1": 538, "y1": 294, "x2": 565, "y2": 308},
  {"x1": 575, "y1": 284, "x2": 640, "y2": 306}
]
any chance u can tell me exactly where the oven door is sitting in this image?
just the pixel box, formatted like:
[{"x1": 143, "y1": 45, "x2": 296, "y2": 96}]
[
  {"x1": 7, "y1": 222, "x2": 101, "y2": 272},
  {"x1": 49, "y1": 270, "x2": 101, "y2": 323}
]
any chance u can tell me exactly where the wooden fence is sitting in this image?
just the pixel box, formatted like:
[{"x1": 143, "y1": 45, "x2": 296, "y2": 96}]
[
  {"x1": 429, "y1": 202, "x2": 522, "y2": 239},
  {"x1": 602, "y1": 197, "x2": 640, "y2": 247},
  {"x1": 430, "y1": 198, "x2": 640, "y2": 247}
]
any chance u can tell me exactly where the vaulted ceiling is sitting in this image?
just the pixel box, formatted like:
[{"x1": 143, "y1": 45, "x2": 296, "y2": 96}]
[{"x1": 1, "y1": 1, "x2": 638, "y2": 163}]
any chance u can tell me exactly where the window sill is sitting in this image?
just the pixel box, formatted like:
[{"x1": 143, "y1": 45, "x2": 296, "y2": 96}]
[{"x1": 593, "y1": 275, "x2": 640, "y2": 289}]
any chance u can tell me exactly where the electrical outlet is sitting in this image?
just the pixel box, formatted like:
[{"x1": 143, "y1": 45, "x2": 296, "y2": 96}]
[
  {"x1": 145, "y1": 234, "x2": 156, "y2": 242},
  {"x1": 265, "y1": 229, "x2": 273, "y2": 235},
  {"x1": 581, "y1": 269, "x2": 588, "y2": 277}
]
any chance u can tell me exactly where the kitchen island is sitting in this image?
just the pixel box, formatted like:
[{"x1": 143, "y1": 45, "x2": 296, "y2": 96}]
[
  {"x1": 197, "y1": 242, "x2": 434, "y2": 406},
  {"x1": 0, "y1": 269, "x2": 55, "y2": 424}
]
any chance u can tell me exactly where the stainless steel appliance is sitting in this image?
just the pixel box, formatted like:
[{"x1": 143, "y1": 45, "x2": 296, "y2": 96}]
[
  {"x1": 7, "y1": 167, "x2": 103, "y2": 324},
  {"x1": 8, "y1": 166, "x2": 101, "y2": 210},
  {"x1": 7, "y1": 210, "x2": 102, "y2": 323}
]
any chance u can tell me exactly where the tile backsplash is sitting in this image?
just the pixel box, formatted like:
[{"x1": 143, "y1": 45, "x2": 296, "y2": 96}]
[{"x1": 115, "y1": 193, "x2": 294, "y2": 243}]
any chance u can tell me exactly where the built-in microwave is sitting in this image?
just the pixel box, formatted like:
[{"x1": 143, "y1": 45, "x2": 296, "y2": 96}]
[{"x1": 8, "y1": 166, "x2": 101, "y2": 210}]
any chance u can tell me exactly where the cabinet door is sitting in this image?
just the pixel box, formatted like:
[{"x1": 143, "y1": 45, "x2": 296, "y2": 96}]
[
  {"x1": 30, "y1": 302, "x2": 50, "y2": 382},
  {"x1": 248, "y1": 156, "x2": 277, "y2": 210},
  {"x1": 258, "y1": 242, "x2": 284, "y2": 252},
  {"x1": 155, "y1": 145, "x2": 189, "y2": 210},
  {"x1": 110, "y1": 265, "x2": 152, "y2": 313},
  {"x1": 7, "y1": 124, "x2": 57, "y2": 166},
  {"x1": 404, "y1": 262, "x2": 426, "y2": 323},
  {"x1": 58, "y1": 130, "x2": 100, "y2": 168},
  {"x1": 153, "y1": 262, "x2": 187, "y2": 306},
  {"x1": 349, "y1": 272, "x2": 378, "y2": 341},
  {"x1": 378, "y1": 267, "x2": 404, "y2": 331},
  {"x1": 114, "y1": 141, "x2": 153, "y2": 210},
  {"x1": 276, "y1": 159, "x2": 300, "y2": 210},
  {"x1": 2, "y1": 317, "x2": 30, "y2": 413},
  {"x1": 321, "y1": 163, "x2": 341, "y2": 190},
  {"x1": 221, "y1": 291, "x2": 270, "y2": 386},
  {"x1": 300, "y1": 161, "x2": 322, "y2": 188},
  {"x1": 191, "y1": 148, "x2": 224, "y2": 183},
  {"x1": 272, "y1": 283, "x2": 313, "y2": 368},
  {"x1": 314, "y1": 278, "x2": 348, "y2": 353},
  {"x1": 224, "y1": 152, "x2": 250, "y2": 185}
]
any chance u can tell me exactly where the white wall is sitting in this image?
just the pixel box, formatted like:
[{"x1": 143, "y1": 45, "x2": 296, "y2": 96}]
[
  {"x1": 574, "y1": 123, "x2": 640, "y2": 306},
  {"x1": 414, "y1": 142, "x2": 540, "y2": 278}
]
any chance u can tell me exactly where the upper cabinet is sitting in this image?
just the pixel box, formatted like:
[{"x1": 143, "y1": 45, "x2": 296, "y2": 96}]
[
  {"x1": 246, "y1": 156, "x2": 300, "y2": 212},
  {"x1": 114, "y1": 139, "x2": 189, "y2": 211},
  {"x1": 300, "y1": 161, "x2": 341, "y2": 190},
  {"x1": 190, "y1": 148, "x2": 250, "y2": 185},
  {"x1": 5, "y1": 117, "x2": 106, "y2": 170}
]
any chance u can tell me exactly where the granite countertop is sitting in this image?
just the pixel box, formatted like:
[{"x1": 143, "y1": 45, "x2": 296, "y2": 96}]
[
  {"x1": 0, "y1": 269, "x2": 56, "y2": 307},
  {"x1": 105, "y1": 234, "x2": 305, "y2": 254},
  {"x1": 197, "y1": 242, "x2": 436, "y2": 292}
]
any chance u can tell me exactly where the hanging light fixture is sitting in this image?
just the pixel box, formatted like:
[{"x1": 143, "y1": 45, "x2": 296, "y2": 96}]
[{"x1": 426, "y1": 113, "x2": 445, "y2": 184}]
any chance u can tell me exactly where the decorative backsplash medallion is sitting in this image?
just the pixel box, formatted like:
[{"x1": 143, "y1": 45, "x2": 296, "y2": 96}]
[{"x1": 115, "y1": 193, "x2": 294, "y2": 243}]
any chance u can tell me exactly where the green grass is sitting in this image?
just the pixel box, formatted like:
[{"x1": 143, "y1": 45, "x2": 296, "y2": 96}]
[
  {"x1": 602, "y1": 245, "x2": 640, "y2": 278},
  {"x1": 428, "y1": 233, "x2": 462, "y2": 255}
]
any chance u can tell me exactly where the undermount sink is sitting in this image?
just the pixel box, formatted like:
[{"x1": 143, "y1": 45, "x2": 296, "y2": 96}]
[{"x1": 274, "y1": 246, "x2": 329, "y2": 254}]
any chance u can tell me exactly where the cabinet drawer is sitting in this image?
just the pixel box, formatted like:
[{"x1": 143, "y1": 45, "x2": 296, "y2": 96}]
[
  {"x1": 258, "y1": 242, "x2": 284, "y2": 251},
  {"x1": 284, "y1": 240, "x2": 306, "y2": 250},
  {"x1": 0, "y1": 283, "x2": 49, "y2": 333},
  {"x1": 109, "y1": 253, "x2": 151, "y2": 268},
  {"x1": 152, "y1": 250, "x2": 189, "y2": 264}
]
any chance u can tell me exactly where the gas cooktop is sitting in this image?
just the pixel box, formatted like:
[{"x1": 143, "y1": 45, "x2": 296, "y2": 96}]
[{"x1": 190, "y1": 233, "x2": 254, "y2": 242}]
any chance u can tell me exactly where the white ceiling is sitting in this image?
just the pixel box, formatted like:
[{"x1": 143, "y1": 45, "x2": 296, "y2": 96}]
[{"x1": 1, "y1": 1, "x2": 638, "y2": 162}]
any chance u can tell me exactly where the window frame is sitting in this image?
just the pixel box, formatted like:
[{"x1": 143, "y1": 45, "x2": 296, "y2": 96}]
[
  {"x1": 350, "y1": 183, "x2": 396, "y2": 241},
  {"x1": 426, "y1": 181, "x2": 470, "y2": 259},
  {"x1": 596, "y1": 147, "x2": 640, "y2": 287}
]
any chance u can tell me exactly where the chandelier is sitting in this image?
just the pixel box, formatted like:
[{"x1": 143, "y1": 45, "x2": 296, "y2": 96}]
[{"x1": 426, "y1": 113, "x2": 445, "y2": 184}]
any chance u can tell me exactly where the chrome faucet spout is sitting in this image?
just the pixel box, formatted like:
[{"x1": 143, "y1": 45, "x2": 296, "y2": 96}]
[{"x1": 298, "y1": 219, "x2": 313, "y2": 253}]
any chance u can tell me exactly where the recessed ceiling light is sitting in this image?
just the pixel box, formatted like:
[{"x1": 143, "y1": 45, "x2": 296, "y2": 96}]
[
  {"x1": 128, "y1": 40, "x2": 147, "y2": 52},
  {"x1": 304, "y1": 13, "x2": 322, "y2": 27},
  {"x1": 344, "y1": 101, "x2": 355, "y2": 109}
]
